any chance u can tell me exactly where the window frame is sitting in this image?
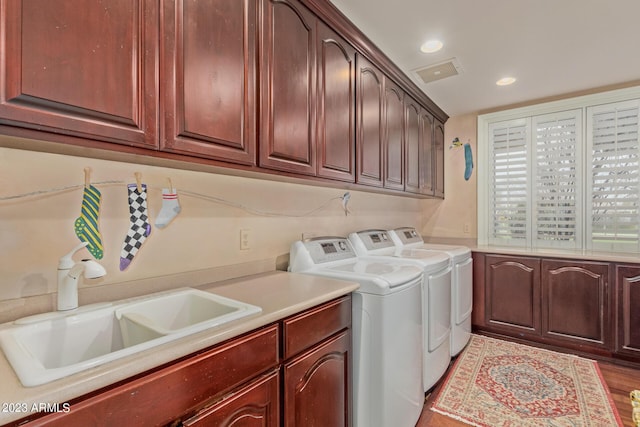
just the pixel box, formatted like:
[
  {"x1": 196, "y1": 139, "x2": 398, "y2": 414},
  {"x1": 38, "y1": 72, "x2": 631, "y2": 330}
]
[{"x1": 478, "y1": 85, "x2": 640, "y2": 252}]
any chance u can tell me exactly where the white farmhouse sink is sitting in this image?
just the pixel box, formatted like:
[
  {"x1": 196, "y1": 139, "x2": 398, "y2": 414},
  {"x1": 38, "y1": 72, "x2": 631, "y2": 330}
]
[{"x1": 0, "y1": 288, "x2": 261, "y2": 387}]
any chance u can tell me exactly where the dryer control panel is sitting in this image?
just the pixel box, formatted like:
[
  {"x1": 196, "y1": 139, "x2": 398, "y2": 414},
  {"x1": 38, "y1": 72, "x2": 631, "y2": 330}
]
[
  {"x1": 390, "y1": 227, "x2": 424, "y2": 246},
  {"x1": 354, "y1": 230, "x2": 395, "y2": 251}
]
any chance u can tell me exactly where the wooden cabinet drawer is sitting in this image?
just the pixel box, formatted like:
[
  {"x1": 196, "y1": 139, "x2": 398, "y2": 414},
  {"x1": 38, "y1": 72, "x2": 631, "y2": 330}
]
[
  {"x1": 28, "y1": 324, "x2": 279, "y2": 427},
  {"x1": 282, "y1": 295, "x2": 351, "y2": 359}
]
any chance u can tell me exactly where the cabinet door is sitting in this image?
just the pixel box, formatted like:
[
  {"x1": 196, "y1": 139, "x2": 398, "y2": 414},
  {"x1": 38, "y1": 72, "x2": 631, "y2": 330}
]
[
  {"x1": 420, "y1": 108, "x2": 435, "y2": 195},
  {"x1": 485, "y1": 255, "x2": 541, "y2": 333},
  {"x1": 161, "y1": 0, "x2": 256, "y2": 165},
  {"x1": 542, "y1": 260, "x2": 611, "y2": 348},
  {"x1": 433, "y1": 120, "x2": 445, "y2": 198},
  {"x1": 404, "y1": 97, "x2": 421, "y2": 193},
  {"x1": 383, "y1": 79, "x2": 405, "y2": 190},
  {"x1": 283, "y1": 331, "x2": 350, "y2": 427},
  {"x1": 260, "y1": 0, "x2": 316, "y2": 175},
  {"x1": 355, "y1": 54, "x2": 384, "y2": 187},
  {"x1": 183, "y1": 371, "x2": 279, "y2": 427},
  {"x1": 0, "y1": 0, "x2": 158, "y2": 148},
  {"x1": 316, "y1": 22, "x2": 355, "y2": 182},
  {"x1": 616, "y1": 265, "x2": 640, "y2": 357}
]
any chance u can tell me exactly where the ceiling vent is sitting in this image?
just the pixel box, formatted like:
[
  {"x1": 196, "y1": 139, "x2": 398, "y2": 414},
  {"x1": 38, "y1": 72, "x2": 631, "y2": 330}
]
[{"x1": 414, "y1": 58, "x2": 462, "y2": 84}]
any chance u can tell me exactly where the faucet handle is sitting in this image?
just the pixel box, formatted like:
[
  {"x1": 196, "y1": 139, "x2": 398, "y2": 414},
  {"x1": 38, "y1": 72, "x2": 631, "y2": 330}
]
[{"x1": 58, "y1": 242, "x2": 89, "y2": 269}]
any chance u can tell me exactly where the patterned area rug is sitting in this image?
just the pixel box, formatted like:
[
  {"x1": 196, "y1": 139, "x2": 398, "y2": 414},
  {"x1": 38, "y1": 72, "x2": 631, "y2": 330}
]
[{"x1": 431, "y1": 335, "x2": 623, "y2": 426}]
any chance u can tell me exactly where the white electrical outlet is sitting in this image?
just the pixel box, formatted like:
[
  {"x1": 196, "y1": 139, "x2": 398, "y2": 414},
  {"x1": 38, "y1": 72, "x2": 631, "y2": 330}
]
[{"x1": 240, "y1": 229, "x2": 251, "y2": 250}]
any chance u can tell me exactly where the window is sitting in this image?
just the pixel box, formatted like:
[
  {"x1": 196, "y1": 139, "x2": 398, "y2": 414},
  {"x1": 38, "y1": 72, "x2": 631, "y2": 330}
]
[
  {"x1": 478, "y1": 86, "x2": 640, "y2": 253},
  {"x1": 587, "y1": 100, "x2": 640, "y2": 252}
]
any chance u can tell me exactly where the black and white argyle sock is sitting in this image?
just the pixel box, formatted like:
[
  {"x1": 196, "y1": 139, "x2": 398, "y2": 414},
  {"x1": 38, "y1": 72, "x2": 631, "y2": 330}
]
[{"x1": 119, "y1": 184, "x2": 152, "y2": 271}]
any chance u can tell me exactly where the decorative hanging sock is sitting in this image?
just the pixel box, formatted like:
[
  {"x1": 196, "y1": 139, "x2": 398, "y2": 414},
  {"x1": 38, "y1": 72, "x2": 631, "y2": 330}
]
[
  {"x1": 74, "y1": 185, "x2": 104, "y2": 259},
  {"x1": 464, "y1": 142, "x2": 474, "y2": 181},
  {"x1": 155, "y1": 188, "x2": 181, "y2": 229},
  {"x1": 119, "y1": 184, "x2": 152, "y2": 271}
]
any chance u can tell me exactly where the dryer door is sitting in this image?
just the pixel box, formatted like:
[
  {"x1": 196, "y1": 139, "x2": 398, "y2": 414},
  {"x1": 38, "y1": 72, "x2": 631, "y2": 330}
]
[
  {"x1": 427, "y1": 267, "x2": 452, "y2": 352},
  {"x1": 455, "y1": 257, "x2": 473, "y2": 325}
]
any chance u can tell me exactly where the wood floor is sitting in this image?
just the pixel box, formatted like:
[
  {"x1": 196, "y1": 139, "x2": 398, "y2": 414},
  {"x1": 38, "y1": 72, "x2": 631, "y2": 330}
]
[{"x1": 416, "y1": 358, "x2": 640, "y2": 427}]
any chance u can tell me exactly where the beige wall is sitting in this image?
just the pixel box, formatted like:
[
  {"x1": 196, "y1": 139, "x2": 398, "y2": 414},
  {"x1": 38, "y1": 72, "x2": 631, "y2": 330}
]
[
  {"x1": 421, "y1": 114, "x2": 477, "y2": 239},
  {"x1": 0, "y1": 114, "x2": 477, "y2": 318}
]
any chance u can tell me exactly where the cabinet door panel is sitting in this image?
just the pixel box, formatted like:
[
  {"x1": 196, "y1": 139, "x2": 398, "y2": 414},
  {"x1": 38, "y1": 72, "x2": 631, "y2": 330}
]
[
  {"x1": 384, "y1": 80, "x2": 404, "y2": 190},
  {"x1": 183, "y1": 371, "x2": 279, "y2": 427},
  {"x1": 542, "y1": 260, "x2": 610, "y2": 347},
  {"x1": 355, "y1": 55, "x2": 383, "y2": 187},
  {"x1": 617, "y1": 265, "x2": 640, "y2": 356},
  {"x1": 283, "y1": 331, "x2": 350, "y2": 427},
  {"x1": 486, "y1": 255, "x2": 540, "y2": 332},
  {"x1": 260, "y1": 0, "x2": 316, "y2": 175},
  {"x1": 0, "y1": 0, "x2": 157, "y2": 147},
  {"x1": 161, "y1": 0, "x2": 256, "y2": 165},
  {"x1": 316, "y1": 23, "x2": 355, "y2": 182}
]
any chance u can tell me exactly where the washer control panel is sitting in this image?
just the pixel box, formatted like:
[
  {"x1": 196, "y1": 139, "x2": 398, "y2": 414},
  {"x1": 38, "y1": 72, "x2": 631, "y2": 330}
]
[{"x1": 303, "y1": 237, "x2": 356, "y2": 264}]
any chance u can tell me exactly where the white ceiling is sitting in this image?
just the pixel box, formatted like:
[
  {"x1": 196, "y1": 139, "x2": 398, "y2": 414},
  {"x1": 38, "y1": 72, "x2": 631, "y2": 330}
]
[{"x1": 329, "y1": 0, "x2": 640, "y2": 117}]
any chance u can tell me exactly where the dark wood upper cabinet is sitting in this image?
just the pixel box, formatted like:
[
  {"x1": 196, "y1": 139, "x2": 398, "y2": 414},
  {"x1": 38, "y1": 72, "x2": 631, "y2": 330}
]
[
  {"x1": 0, "y1": 0, "x2": 447, "y2": 198},
  {"x1": 0, "y1": 0, "x2": 158, "y2": 148},
  {"x1": 405, "y1": 97, "x2": 436, "y2": 196},
  {"x1": 259, "y1": 0, "x2": 316, "y2": 175},
  {"x1": 433, "y1": 120, "x2": 445, "y2": 198},
  {"x1": 383, "y1": 80, "x2": 405, "y2": 190},
  {"x1": 355, "y1": 54, "x2": 384, "y2": 187},
  {"x1": 316, "y1": 22, "x2": 356, "y2": 182},
  {"x1": 160, "y1": 0, "x2": 257, "y2": 166}
]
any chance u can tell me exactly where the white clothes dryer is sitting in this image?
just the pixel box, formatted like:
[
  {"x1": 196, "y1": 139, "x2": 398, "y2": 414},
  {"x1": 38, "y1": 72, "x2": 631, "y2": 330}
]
[
  {"x1": 289, "y1": 236, "x2": 425, "y2": 427},
  {"x1": 348, "y1": 229, "x2": 452, "y2": 391},
  {"x1": 388, "y1": 227, "x2": 473, "y2": 356}
]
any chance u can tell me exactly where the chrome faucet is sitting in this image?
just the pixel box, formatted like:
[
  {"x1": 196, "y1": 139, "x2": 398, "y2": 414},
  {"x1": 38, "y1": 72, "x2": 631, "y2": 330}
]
[{"x1": 57, "y1": 242, "x2": 106, "y2": 311}]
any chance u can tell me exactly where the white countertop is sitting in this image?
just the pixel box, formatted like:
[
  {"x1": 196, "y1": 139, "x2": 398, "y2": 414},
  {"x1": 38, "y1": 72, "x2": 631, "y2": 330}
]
[
  {"x1": 472, "y1": 244, "x2": 640, "y2": 264},
  {"x1": 0, "y1": 271, "x2": 359, "y2": 424}
]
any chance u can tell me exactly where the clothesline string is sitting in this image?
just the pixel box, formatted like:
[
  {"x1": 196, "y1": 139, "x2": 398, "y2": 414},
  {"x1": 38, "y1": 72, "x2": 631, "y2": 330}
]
[{"x1": 0, "y1": 181, "x2": 351, "y2": 218}]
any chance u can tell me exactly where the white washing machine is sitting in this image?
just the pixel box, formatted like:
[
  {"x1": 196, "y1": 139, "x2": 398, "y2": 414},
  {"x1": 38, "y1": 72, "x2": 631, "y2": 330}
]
[
  {"x1": 348, "y1": 229, "x2": 452, "y2": 391},
  {"x1": 289, "y1": 236, "x2": 425, "y2": 427},
  {"x1": 388, "y1": 226, "x2": 473, "y2": 356}
]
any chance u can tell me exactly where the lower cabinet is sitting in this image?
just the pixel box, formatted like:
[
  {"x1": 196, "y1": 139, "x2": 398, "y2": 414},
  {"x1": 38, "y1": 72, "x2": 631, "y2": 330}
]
[
  {"x1": 182, "y1": 371, "x2": 280, "y2": 427},
  {"x1": 616, "y1": 265, "x2": 640, "y2": 359},
  {"x1": 13, "y1": 296, "x2": 351, "y2": 427},
  {"x1": 283, "y1": 331, "x2": 350, "y2": 427},
  {"x1": 475, "y1": 253, "x2": 613, "y2": 355}
]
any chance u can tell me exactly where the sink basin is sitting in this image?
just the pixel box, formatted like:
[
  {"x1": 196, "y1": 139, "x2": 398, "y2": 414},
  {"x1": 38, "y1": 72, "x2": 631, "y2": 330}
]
[
  {"x1": 0, "y1": 288, "x2": 261, "y2": 387},
  {"x1": 115, "y1": 288, "x2": 260, "y2": 336}
]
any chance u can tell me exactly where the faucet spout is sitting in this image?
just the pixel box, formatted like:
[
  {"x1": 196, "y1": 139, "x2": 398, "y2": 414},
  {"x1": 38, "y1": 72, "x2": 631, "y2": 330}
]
[{"x1": 57, "y1": 244, "x2": 106, "y2": 311}]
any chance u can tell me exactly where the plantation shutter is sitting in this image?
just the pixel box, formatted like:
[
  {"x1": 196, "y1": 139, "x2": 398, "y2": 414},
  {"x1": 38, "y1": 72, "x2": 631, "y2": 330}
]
[
  {"x1": 532, "y1": 110, "x2": 582, "y2": 249},
  {"x1": 488, "y1": 119, "x2": 530, "y2": 246},
  {"x1": 587, "y1": 100, "x2": 640, "y2": 252}
]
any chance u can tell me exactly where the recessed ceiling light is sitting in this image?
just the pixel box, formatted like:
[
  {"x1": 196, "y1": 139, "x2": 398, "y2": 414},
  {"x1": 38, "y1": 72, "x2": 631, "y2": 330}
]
[
  {"x1": 420, "y1": 40, "x2": 443, "y2": 54},
  {"x1": 496, "y1": 77, "x2": 516, "y2": 86}
]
